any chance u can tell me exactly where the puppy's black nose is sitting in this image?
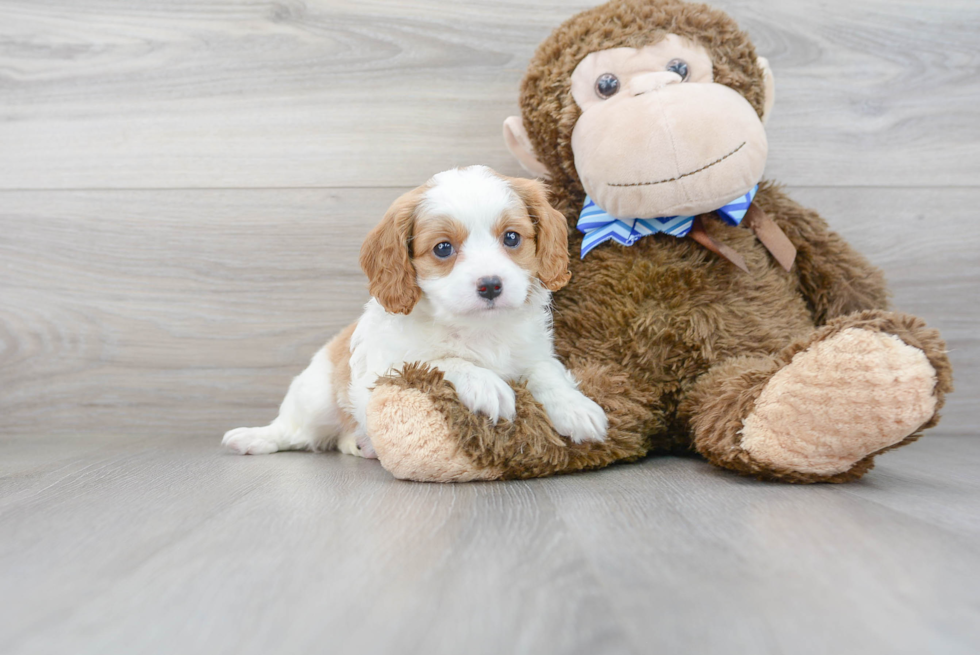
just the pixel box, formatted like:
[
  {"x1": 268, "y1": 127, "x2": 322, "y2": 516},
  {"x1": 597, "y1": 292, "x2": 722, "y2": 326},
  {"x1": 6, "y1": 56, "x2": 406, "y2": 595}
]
[{"x1": 477, "y1": 276, "x2": 503, "y2": 300}]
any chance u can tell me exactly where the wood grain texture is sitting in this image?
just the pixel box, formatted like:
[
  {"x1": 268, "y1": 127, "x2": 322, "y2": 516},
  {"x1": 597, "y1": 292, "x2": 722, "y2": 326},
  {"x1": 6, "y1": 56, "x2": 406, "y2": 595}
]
[
  {"x1": 0, "y1": 188, "x2": 394, "y2": 437},
  {"x1": 1, "y1": 186, "x2": 976, "y2": 438},
  {"x1": 0, "y1": 0, "x2": 978, "y2": 189},
  {"x1": 0, "y1": 434, "x2": 978, "y2": 655}
]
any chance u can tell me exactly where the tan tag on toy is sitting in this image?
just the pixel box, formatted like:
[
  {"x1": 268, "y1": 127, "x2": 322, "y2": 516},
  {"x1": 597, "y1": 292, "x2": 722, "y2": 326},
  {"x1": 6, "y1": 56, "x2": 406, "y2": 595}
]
[
  {"x1": 689, "y1": 216, "x2": 750, "y2": 273},
  {"x1": 745, "y1": 205, "x2": 797, "y2": 271}
]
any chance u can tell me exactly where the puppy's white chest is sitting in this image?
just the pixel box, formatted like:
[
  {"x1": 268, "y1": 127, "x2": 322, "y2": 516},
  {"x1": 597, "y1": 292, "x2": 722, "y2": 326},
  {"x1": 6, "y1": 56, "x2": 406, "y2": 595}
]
[{"x1": 437, "y1": 324, "x2": 526, "y2": 378}]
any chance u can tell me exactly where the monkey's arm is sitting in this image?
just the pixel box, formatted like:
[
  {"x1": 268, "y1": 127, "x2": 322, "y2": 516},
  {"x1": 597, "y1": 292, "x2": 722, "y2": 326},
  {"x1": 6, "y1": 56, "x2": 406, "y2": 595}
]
[{"x1": 758, "y1": 183, "x2": 889, "y2": 325}]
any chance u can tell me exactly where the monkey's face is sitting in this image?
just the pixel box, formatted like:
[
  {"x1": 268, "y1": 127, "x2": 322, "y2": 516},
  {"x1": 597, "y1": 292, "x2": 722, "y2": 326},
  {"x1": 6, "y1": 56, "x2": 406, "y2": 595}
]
[{"x1": 569, "y1": 35, "x2": 768, "y2": 219}]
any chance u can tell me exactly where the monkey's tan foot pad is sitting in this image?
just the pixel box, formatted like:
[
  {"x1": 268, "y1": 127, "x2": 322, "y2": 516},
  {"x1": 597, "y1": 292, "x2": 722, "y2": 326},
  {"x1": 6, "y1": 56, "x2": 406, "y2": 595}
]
[
  {"x1": 367, "y1": 383, "x2": 503, "y2": 482},
  {"x1": 739, "y1": 328, "x2": 939, "y2": 477}
]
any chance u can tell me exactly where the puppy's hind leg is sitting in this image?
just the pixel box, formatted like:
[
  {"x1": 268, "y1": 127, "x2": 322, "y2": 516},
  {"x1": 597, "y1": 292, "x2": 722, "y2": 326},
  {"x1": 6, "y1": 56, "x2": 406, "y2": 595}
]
[{"x1": 222, "y1": 346, "x2": 345, "y2": 455}]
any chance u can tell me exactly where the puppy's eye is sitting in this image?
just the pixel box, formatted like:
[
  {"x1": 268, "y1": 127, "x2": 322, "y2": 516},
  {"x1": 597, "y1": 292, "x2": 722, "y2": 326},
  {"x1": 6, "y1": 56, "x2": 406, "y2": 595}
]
[
  {"x1": 502, "y1": 231, "x2": 521, "y2": 248},
  {"x1": 432, "y1": 242, "x2": 454, "y2": 259},
  {"x1": 666, "y1": 59, "x2": 689, "y2": 81},
  {"x1": 594, "y1": 73, "x2": 620, "y2": 99}
]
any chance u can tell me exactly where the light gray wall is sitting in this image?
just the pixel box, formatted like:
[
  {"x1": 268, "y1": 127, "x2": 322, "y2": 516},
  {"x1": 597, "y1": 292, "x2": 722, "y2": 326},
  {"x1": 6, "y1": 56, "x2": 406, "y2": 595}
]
[{"x1": 1, "y1": 0, "x2": 976, "y2": 437}]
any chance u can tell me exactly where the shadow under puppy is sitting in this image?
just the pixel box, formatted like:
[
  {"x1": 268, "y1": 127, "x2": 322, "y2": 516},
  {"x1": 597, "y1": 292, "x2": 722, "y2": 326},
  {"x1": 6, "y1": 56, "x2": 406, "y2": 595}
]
[{"x1": 223, "y1": 165, "x2": 608, "y2": 458}]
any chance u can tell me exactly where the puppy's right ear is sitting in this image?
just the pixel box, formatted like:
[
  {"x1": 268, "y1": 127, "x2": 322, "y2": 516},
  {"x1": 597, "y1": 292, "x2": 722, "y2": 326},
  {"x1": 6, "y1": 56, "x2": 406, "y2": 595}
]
[{"x1": 359, "y1": 188, "x2": 423, "y2": 315}]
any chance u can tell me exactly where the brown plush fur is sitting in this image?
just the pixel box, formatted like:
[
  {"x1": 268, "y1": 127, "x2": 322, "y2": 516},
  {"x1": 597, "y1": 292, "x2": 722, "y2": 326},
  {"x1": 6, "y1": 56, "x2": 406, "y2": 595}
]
[{"x1": 370, "y1": 0, "x2": 953, "y2": 483}]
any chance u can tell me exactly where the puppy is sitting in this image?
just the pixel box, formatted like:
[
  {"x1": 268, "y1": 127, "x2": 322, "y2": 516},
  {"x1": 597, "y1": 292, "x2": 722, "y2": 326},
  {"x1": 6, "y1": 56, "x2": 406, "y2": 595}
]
[{"x1": 222, "y1": 165, "x2": 608, "y2": 458}]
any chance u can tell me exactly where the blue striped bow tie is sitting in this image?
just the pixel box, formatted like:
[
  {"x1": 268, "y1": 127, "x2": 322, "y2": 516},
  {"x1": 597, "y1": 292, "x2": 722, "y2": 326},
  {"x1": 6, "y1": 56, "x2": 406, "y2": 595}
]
[{"x1": 577, "y1": 185, "x2": 759, "y2": 258}]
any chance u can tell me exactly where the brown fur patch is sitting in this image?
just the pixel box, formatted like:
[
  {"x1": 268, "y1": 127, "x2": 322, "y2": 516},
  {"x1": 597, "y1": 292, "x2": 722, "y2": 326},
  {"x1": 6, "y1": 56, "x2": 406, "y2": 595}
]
[
  {"x1": 326, "y1": 323, "x2": 359, "y2": 435},
  {"x1": 360, "y1": 186, "x2": 426, "y2": 314},
  {"x1": 504, "y1": 176, "x2": 571, "y2": 291},
  {"x1": 493, "y1": 207, "x2": 538, "y2": 277},
  {"x1": 412, "y1": 214, "x2": 470, "y2": 280}
]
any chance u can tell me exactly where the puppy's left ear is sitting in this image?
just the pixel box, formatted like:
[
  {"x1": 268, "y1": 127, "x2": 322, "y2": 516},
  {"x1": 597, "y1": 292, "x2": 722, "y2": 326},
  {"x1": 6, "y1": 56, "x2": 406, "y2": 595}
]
[{"x1": 510, "y1": 178, "x2": 571, "y2": 292}]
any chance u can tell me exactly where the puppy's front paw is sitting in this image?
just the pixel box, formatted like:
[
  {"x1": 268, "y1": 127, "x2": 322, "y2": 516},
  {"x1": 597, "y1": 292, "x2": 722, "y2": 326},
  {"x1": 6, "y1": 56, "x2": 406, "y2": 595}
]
[
  {"x1": 546, "y1": 392, "x2": 608, "y2": 444},
  {"x1": 446, "y1": 368, "x2": 517, "y2": 424},
  {"x1": 222, "y1": 426, "x2": 282, "y2": 455}
]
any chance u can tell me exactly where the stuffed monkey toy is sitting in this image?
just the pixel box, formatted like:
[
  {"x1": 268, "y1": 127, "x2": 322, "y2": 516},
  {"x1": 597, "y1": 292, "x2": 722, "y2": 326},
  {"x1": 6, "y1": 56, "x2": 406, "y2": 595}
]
[{"x1": 365, "y1": 0, "x2": 953, "y2": 483}]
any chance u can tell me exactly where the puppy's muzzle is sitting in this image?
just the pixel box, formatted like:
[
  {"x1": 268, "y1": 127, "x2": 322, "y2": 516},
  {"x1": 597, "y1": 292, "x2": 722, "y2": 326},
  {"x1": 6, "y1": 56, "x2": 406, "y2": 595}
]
[{"x1": 477, "y1": 276, "x2": 503, "y2": 301}]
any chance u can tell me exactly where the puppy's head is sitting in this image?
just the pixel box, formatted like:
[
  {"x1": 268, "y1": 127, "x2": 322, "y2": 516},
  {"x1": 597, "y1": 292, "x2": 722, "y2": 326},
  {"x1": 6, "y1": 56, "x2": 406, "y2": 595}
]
[{"x1": 359, "y1": 165, "x2": 570, "y2": 317}]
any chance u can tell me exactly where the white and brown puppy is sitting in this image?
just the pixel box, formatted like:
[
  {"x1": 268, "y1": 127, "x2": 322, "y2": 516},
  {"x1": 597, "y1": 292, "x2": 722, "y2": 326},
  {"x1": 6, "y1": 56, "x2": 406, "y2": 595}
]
[{"x1": 222, "y1": 165, "x2": 608, "y2": 458}]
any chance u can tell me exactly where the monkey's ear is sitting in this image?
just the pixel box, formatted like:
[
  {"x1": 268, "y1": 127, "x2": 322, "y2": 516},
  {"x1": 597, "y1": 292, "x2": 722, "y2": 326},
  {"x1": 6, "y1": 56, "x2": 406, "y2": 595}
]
[
  {"x1": 359, "y1": 189, "x2": 423, "y2": 315},
  {"x1": 758, "y1": 56, "x2": 776, "y2": 125},
  {"x1": 503, "y1": 116, "x2": 550, "y2": 178}
]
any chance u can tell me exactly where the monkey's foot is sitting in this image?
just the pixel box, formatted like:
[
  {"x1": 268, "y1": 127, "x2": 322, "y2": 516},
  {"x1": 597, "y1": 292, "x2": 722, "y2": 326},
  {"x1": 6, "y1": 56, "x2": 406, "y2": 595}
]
[
  {"x1": 739, "y1": 327, "x2": 939, "y2": 477},
  {"x1": 367, "y1": 380, "x2": 503, "y2": 483}
]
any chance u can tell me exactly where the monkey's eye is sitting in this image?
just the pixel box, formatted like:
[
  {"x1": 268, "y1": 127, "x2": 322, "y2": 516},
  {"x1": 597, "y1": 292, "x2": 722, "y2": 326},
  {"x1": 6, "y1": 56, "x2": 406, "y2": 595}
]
[
  {"x1": 502, "y1": 231, "x2": 521, "y2": 248},
  {"x1": 666, "y1": 59, "x2": 690, "y2": 81},
  {"x1": 433, "y1": 242, "x2": 454, "y2": 259},
  {"x1": 594, "y1": 73, "x2": 620, "y2": 99}
]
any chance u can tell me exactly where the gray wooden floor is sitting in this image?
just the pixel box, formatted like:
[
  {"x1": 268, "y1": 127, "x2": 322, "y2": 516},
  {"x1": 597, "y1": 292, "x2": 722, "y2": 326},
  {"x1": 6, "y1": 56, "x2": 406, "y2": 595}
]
[
  {"x1": 1, "y1": 435, "x2": 979, "y2": 655},
  {"x1": 2, "y1": 0, "x2": 979, "y2": 653}
]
